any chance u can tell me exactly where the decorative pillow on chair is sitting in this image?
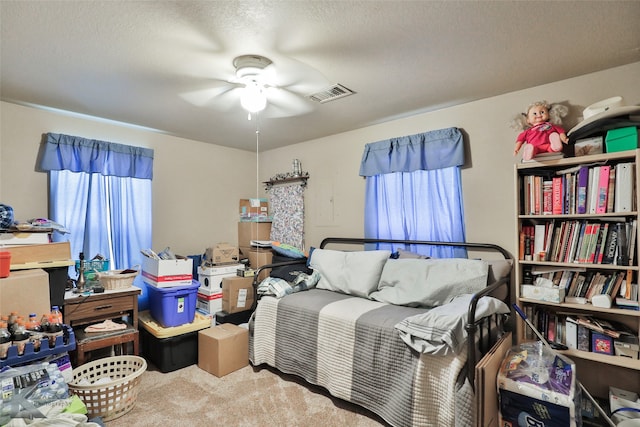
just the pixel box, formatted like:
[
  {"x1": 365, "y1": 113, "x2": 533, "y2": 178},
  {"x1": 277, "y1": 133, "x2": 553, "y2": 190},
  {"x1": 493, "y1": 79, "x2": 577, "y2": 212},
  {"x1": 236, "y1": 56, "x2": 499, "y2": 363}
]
[
  {"x1": 310, "y1": 248, "x2": 391, "y2": 298},
  {"x1": 271, "y1": 241, "x2": 307, "y2": 259},
  {"x1": 369, "y1": 258, "x2": 489, "y2": 307}
]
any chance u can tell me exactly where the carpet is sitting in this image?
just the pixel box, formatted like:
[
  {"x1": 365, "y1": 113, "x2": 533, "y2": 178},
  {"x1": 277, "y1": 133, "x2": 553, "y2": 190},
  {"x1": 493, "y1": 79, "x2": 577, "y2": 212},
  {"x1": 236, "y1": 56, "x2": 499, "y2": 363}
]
[{"x1": 105, "y1": 362, "x2": 387, "y2": 426}]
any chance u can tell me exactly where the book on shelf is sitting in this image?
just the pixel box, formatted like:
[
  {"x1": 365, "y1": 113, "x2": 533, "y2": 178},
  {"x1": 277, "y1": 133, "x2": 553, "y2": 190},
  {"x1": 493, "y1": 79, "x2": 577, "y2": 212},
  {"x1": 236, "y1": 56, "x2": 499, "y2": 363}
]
[
  {"x1": 596, "y1": 165, "x2": 610, "y2": 214},
  {"x1": 575, "y1": 316, "x2": 623, "y2": 339},
  {"x1": 521, "y1": 151, "x2": 565, "y2": 163},
  {"x1": 614, "y1": 162, "x2": 634, "y2": 212},
  {"x1": 588, "y1": 166, "x2": 600, "y2": 214},
  {"x1": 606, "y1": 166, "x2": 616, "y2": 213},
  {"x1": 565, "y1": 316, "x2": 578, "y2": 350},
  {"x1": 576, "y1": 165, "x2": 589, "y2": 214},
  {"x1": 521, "y1": 161, "x2": 636, "y2": 217},
  {"x1": 552, "y1": 176, "x2": 563, "y2": 215},
  {"x1": 542, "y1": 179, "x2": 553, "y2": 215}
]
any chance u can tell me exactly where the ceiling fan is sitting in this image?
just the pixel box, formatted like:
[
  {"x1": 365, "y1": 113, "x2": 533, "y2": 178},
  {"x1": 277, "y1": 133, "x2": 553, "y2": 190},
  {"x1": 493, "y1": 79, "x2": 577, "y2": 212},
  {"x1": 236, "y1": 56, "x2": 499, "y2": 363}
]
[{"x1": 181, "y1": 54, "x2": 340, "y2": 118}]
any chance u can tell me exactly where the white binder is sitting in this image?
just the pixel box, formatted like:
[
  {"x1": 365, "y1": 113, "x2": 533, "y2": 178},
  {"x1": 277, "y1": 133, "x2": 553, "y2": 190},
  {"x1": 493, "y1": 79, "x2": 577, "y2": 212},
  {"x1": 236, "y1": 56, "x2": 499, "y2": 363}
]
[{"x1": 614, "y1": 162, "x2": 634, "y2": 212}]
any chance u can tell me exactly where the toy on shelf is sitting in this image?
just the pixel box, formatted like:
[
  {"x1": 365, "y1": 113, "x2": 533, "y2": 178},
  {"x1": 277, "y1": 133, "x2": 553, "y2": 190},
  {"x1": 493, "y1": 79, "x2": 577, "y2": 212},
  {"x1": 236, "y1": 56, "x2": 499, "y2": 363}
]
[{"x1": 512, "y1": 100, "x2": 569, "y2": 161}]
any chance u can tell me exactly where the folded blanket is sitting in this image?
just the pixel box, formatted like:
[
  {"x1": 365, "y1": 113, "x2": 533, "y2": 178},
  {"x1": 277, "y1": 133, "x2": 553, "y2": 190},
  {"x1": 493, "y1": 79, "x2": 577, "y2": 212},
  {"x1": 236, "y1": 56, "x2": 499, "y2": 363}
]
[{"x1": 84, "y1": 319, "x2": 126, "y2": 333}]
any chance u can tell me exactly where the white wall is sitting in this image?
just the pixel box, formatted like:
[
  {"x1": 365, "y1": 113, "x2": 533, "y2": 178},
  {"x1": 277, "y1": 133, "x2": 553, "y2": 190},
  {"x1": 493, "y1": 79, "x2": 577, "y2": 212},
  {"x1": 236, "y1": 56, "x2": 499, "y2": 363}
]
[
  {"x1": 260, "y1": 62, "x2": 640, "y2": 258},
  {"x1": 0, "y1": 102, "x2": 257, "y2": 256},
  {"x1": 2, "y1": 62, "x2": 639, "y2": 261}
]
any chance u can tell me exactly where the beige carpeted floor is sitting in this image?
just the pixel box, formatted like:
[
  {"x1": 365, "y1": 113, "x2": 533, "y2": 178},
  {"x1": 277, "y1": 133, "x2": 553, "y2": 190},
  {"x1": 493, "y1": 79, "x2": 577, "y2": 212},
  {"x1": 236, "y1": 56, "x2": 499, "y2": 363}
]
[{"x1": 105, "y1": 362, "x2": 388, "y2": 426}]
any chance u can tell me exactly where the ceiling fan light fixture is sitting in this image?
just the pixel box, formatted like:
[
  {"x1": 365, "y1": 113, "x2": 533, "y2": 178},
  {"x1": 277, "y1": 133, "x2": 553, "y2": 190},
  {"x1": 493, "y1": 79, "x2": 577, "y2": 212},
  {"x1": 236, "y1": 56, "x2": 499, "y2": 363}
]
[{"x1": 240, "y1": 80, "x2": 267, "y2": 113}]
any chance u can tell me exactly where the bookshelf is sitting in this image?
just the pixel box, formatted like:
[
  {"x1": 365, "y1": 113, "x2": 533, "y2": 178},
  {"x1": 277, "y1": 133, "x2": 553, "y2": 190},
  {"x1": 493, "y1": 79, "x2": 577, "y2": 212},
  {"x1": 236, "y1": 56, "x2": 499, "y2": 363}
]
[{"x1": 514, "y1": 149, "x2": 640, "y2": 398}]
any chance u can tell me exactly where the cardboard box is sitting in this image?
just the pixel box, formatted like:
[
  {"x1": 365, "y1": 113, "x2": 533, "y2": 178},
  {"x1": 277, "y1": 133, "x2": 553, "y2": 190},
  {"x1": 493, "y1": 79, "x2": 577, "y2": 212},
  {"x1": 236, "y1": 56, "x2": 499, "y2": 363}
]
[
  {"x1": 0, "y1": 269, "x2": 51, "y2": 316},
  {"x1": 610, "y1": 386, "x2": 640, "y2": 424},
  {"x1": 197, "y1": 264, "x2": 242, "y2": 295},
  {"x1": 615, "y1": 340, "x2": 640, "y2": 359},
  {"x1": 205, "y1": 243, "x2": 240, "y2": 265},
  {"x1": 573, "y1": 136, "x2": 603, "y2": 157},
  {"x1": 222, "y1": 276, "x2": 254, "y2": 313},
  {"x1": 605, "y1": 126, "x2": 638, "y2": 153},
  {"x1": 142, "y1": 256, "x2": 193, "y2": 288},
  {"x1": 198, "y1": 324, "x2": 248, "y2": 377},
  {"x1": 246, "y1": 248, "x2": 273, "y2": 281},
  {"x1": 196, "y1": 292, "x2": 222, "y2": 315},
  {"x1": 237, "y1": 222, "x2": 272, "y2": 247},
  {"x1": 0, "y1": 232, "x2": 50, "y2": 246},
  {"x1": 520, "y1": 285, "x2": 565, "y2": 303},
  {"x1": 4, "y1": 242, "x2": 71, "y2": 267},
  {"x1": 239, "y1": 198, "x2": 269, "y2": 219}
]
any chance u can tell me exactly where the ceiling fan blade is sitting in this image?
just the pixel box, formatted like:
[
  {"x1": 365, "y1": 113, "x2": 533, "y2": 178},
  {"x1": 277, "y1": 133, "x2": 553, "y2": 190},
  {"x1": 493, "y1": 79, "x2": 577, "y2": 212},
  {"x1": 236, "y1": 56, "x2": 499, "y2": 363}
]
[
  {"x1": 261, "y1": 56, "x2": 331, "y2": 96},
  {"x1": 263, "y1": 87, "x2": 315, "y2": 118},
  {"x1": 180, "y1": 84, "x2": 236, "y2": 107}
]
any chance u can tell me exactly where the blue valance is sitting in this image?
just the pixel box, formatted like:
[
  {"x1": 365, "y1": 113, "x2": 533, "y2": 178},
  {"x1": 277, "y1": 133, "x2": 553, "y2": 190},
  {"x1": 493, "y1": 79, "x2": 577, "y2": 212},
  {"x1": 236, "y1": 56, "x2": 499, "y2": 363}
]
[
  {"x1": 40, "y1": 133, "x2": 154, "y2": 179},
  {"x1": 359, "y1": 127, "x2": 464, "y2": 176}
]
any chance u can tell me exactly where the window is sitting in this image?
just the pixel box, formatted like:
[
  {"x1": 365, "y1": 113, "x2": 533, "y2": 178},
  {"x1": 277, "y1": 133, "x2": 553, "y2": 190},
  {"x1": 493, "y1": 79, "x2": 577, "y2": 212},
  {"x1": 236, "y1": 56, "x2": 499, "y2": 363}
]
[
  {"x1": 40, "y1": 133, "x2": 153, "y2": 308},
  {"x1": 360, "y1": 127, "x2": 466, "y2": 257}
]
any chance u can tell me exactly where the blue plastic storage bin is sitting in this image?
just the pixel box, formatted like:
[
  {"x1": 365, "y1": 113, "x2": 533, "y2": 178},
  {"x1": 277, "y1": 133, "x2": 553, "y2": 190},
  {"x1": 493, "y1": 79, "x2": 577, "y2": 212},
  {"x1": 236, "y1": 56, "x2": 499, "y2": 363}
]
[{"x1": 147, "y1": 280, "x2": 200, "y2": 328}]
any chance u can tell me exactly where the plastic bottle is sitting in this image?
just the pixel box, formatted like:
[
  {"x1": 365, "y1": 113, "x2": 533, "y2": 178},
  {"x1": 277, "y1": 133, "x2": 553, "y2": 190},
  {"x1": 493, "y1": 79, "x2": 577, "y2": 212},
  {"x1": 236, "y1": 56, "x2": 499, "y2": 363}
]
[
  {"x1": 50, "y1": 306, "x2": 63, "y2": 324},
  {"x1": 7, "y1": 311, "x2": 18, "y2": 334},
  {"x1": 47, "y1": 312, "x2": 63, "y2": 348},
  {"x1": 12, "y1": 320, "x2": 30, "y2": 356},
  {"x1": 40, "y1": 313, "x2": 50, "y2": 332},
  {"x1": 0, "y1": 321, "x2": 10, "y2": 359},
  {"x1": 26, "y1": 313, "x2": 43, "y2": 351}
]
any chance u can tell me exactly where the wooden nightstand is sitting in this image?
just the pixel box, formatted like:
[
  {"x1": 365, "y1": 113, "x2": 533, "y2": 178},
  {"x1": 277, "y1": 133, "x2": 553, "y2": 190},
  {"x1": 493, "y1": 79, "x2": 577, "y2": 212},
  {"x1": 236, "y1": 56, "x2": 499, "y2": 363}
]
[{"x1": 63, "y1": 286, "x2": 141, "y2": 365}]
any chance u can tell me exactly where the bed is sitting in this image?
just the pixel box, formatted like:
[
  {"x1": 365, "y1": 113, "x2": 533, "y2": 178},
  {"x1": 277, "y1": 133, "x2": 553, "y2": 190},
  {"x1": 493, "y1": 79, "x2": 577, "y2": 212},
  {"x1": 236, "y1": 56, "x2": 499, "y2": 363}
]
[{"x1": 249, "y1": 238, "x2": 513, "y2": 427}]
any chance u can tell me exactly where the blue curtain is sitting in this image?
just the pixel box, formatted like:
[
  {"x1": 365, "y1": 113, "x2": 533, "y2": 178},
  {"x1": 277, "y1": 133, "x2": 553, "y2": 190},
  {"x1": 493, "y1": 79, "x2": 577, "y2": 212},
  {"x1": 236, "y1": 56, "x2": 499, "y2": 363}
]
[
  {"x1": 360, "y1": 127, "x2": 467, "y2": 258},
  {"x1": 40, "y1": 133, "x2": 153, "y2": 309},
  {"x1": 40, "y1": 133, "x2": 153, "y2": 179},
  {"x1": 359, "y1": 127, "x2": 464, "y2": 176}
]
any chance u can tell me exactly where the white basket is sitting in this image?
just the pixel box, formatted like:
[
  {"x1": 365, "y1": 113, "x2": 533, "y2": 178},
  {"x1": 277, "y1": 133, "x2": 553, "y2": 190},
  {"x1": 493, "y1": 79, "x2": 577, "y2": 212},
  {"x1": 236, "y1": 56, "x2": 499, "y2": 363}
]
[{"x1": 68, "y1": 355, "x2": 147, "y2": 421}]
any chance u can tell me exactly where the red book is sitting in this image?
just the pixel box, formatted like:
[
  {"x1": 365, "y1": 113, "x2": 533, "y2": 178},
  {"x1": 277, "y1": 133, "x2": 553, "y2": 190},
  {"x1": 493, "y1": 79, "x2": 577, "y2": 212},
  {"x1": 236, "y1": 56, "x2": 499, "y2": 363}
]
[{"x1": 552, "y1": 177, "x2": 563, "y2": 215}]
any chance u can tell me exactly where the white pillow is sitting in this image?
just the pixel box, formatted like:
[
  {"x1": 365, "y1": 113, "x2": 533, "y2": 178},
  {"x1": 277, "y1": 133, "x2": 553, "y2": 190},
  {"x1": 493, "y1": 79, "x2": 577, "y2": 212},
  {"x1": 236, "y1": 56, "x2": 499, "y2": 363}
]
[
  {"x1": 369, "y1": 258, "x2": 489, "y2": 307},
  {"x1": 310, "y1": 248, "x2": 391, "y2": 298}
]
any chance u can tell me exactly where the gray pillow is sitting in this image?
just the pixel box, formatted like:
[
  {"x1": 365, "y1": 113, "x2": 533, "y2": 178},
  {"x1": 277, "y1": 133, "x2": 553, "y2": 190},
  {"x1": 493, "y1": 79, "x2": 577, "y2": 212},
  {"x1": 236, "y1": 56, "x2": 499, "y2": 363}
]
[
  {"x1": 310, "y1": 248, "x2": 391, "y2": 298},
  {"x1": 395, "y1": 294, "x2": 510, "y2": 355},
  {"x1": 396, "y1": 248, "x2": 430, "y2": 259},
  {"x1": 487, "y1": 259, "x2": 513, "y2": 283},
  {"x1": 369, "y1": 258, "x2": 489, "y2": 307}
]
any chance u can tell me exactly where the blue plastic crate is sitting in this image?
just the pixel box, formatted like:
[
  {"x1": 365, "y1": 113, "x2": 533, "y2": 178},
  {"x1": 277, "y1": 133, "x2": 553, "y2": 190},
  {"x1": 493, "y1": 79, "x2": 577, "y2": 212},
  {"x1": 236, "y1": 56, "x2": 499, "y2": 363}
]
[{"x1": 147, "y1": 280, "x2": 200, "y2": 328}]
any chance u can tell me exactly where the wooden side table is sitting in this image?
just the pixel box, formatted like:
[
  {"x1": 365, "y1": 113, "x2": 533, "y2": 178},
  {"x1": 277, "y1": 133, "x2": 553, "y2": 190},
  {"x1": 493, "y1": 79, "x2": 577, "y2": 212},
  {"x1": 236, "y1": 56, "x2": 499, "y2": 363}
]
[{"x1": 63, "y1": 287, "x2": 141, "y2": 365}]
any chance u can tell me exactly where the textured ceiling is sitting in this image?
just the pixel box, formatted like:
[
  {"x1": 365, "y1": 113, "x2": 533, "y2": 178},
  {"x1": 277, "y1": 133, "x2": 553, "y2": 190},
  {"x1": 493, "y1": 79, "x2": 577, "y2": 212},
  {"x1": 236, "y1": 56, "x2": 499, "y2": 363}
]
[{"x1": 1, "y1": 1, "x2": 639, "y2": 151}]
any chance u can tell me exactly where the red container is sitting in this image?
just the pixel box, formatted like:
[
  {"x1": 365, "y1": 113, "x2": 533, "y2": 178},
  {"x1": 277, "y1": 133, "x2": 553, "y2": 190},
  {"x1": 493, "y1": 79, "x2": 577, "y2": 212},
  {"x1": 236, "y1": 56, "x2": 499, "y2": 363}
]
[{"x1": 0, "y1": 252, "x2": 10, "y2": 278}]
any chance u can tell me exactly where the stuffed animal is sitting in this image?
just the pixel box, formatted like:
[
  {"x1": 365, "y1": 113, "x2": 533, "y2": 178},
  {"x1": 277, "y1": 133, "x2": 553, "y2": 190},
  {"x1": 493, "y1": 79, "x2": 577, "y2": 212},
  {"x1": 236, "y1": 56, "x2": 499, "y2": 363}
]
[{"x1": 511, "y1": 100, "x2": 569, "y2": 161}]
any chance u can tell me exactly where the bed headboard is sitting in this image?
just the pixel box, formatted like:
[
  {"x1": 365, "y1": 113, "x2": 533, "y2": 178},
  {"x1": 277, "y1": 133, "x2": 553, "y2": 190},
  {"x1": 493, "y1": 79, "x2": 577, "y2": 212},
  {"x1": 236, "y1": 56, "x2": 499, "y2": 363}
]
[{"x1": 318, "y1": 237, "x2": 512, "y2": 260}]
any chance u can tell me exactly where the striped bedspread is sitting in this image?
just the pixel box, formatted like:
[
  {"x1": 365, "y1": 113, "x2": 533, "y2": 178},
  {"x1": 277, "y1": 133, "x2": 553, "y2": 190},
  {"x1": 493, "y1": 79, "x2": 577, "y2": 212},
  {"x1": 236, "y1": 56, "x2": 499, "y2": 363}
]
[{"x1": 249, "y1": 289, "x2": 473, "y2": 427}]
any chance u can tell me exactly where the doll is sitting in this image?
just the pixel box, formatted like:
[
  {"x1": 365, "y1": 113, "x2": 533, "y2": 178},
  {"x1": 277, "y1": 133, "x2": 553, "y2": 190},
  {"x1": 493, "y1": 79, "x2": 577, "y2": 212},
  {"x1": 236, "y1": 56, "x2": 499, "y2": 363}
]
[{"x1": 512, "y1": 100, "x2": 569, "y2": 161}]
